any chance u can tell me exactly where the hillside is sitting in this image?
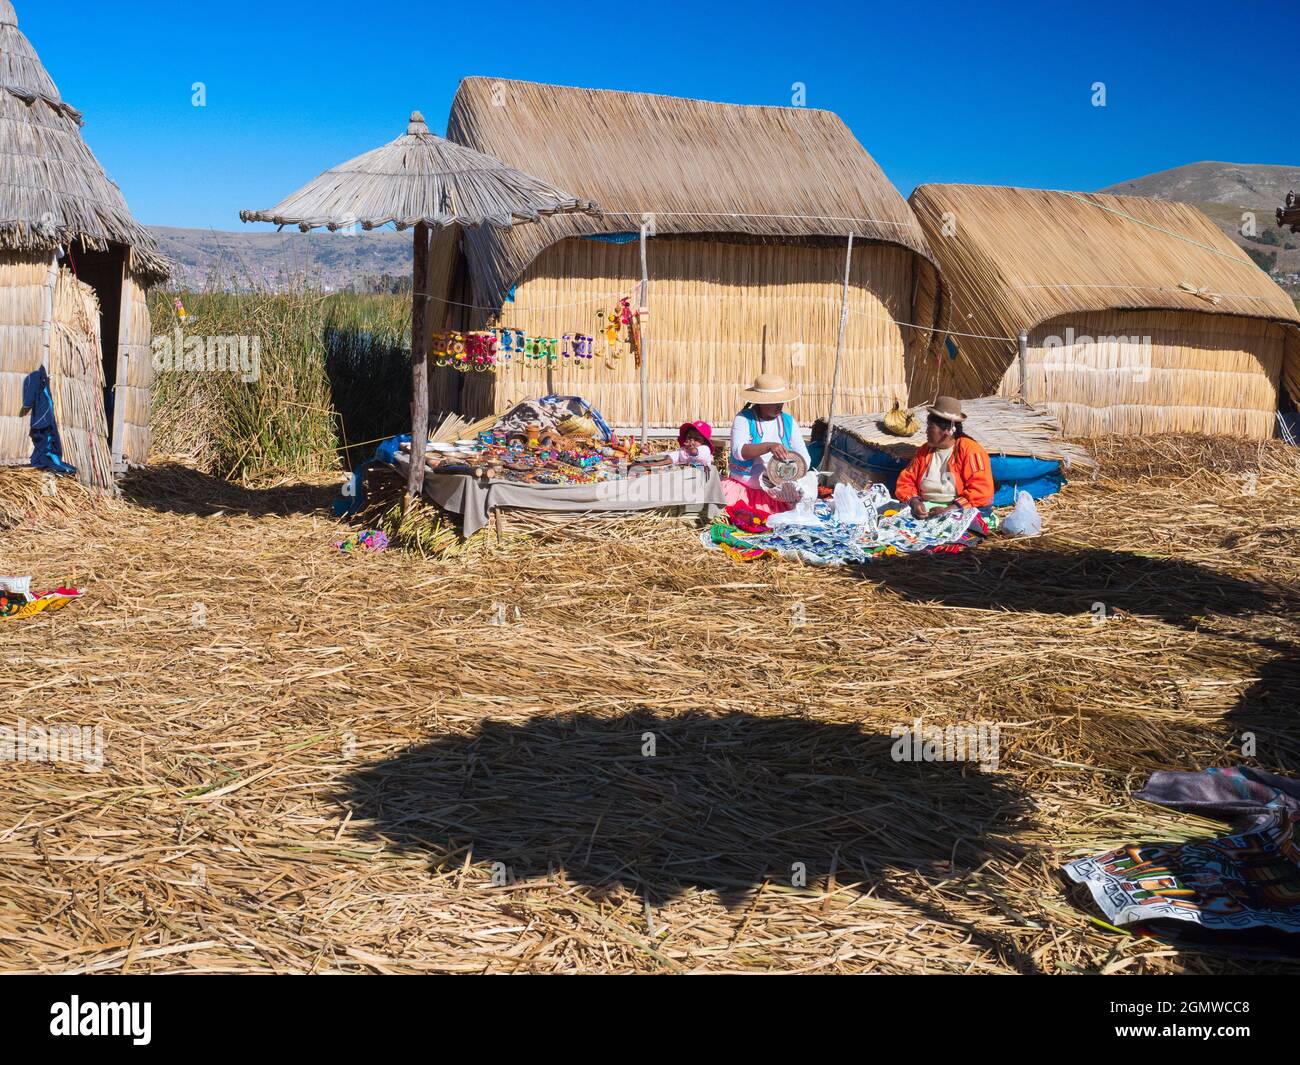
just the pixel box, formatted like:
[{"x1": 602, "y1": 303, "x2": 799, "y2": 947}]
[
  {"x1": 148, "y1": 226, "x2": 413, "y2": 293},
  {"x1": 1099, "y1": 162, "x2": 1300, "y2": 290}
]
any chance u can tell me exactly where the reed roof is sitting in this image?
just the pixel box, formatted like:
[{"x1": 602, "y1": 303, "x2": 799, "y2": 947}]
[
  {"x1": 910, "y1": 184, "x2": 1300, "y2": 334},
  {"x1": 0, "y1": 2, "x2": 168, "y2": 284},
  {"x1": 239, "y1": 112, "x2": 600, "y2": 234},
  {"x1": 446, "y1": 77, "x2": 936, "y2": 308}
]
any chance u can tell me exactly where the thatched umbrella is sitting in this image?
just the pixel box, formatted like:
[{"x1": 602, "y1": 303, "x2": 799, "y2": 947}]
[{"x1": 240, "y1": 111, "x2": 599, "y2": 498}]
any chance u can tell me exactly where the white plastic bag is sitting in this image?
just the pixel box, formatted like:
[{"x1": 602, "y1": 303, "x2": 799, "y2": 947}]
[
  {"x1": 1001, "y1": 490, "x2": 1041, "y2": 538},
  {"x1": 766, "y1": 492, "x2": 820, "y2": 528},
  {"x1": 0, "y1": 576, "x2": 32, "y2": 598},
  {"x1": 831, "y1": 482, "x2": 877, "y2": 531}
]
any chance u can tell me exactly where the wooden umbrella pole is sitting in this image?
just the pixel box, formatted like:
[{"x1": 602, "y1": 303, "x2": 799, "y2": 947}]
[
  {"x1": 407, "y1": 221, "x2": 431, "y2": 501},
  {"x1": 1018, "y1": 329, "x2": 1030, "y2": 404},
  {"x1": 639, "y1": 222, "x2": 650, "y2": 446},
  {"x1": 824, "y1": 232, "x2": 854, "y2": 449}
]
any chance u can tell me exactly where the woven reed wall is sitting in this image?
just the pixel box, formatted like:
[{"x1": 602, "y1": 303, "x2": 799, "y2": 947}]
[
  {"x1": 453, "y1": 237, "x2": 916, "y2": 428},
  {"x1": 116, "y1": 272, "x2": 153, "y2": 463},
  {"x1": 906, "y1": 184, "x2": 1300, "y2": 408},
  {"x1": 998, "y1": 309, "x2": 1286, "y2": 439},
  {"x1": 0, "y1": 250, "x2": 49, "y2": 463},
  {"x1": 48, "y1": 268, "x2": 112, "y2": 487}
]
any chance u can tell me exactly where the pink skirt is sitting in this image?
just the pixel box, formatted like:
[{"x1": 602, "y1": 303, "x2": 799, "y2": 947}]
[{"x1": 721, "y1": 478, "x2": 794, "y2": 518}]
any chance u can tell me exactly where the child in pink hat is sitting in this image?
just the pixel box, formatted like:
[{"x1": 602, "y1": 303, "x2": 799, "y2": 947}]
[{"x1": 672, "y1": 420, "x2": 713, "y2": 468}]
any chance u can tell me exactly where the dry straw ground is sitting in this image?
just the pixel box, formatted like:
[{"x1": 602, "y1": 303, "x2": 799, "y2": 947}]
[{"x1": 1, "y1": 436, "x2": 1298, "y2": 974}]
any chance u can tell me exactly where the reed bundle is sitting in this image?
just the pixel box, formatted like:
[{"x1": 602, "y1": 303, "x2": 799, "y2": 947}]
[
  {"x1": 47, "y1": 269, "x2": 112, "y2": 488},
  {"x1": 0, "y1": 438, "x2": 1297, "y2": 973}
]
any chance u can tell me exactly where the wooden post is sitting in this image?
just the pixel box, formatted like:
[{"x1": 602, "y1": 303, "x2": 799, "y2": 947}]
[
  {"x1": 639, "y1": 222, "x2": 651, "y2": 446},
  {"x1": 38, "y1": 250, "x2": 58, "y2": 371},
  {"x1": 111, "y1": 261, "x2": 132, "y2": 469},
  {"x1": 1018, "y1": 329, "x2": 1029, "y2": 404},
  {"x1": 823, "y1": 232, "x2": 854, "y2": 449},
  {"x1": 407, "y1": 222, "x2": 431, "y2": 501}
]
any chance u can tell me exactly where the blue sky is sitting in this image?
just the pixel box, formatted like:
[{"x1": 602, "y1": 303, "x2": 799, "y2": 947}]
[{"x1": 20, "y1": 0, "x2": 1289, "y2": 230}]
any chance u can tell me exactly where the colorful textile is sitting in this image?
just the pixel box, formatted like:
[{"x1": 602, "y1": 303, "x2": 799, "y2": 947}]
[
  {"x1": 0, "y1": 588, "x2": 81, "y2": 622},
  {"x1": 1064, "y1": 767, "x2": 1300, "y2": 934},
  {"x1": 21, "y1": 367, "x2": 76, "y2": 476},
  {"x1": 701, "y1": 490, "x2": 993, "y2": 567},
  {"x1": 721, "y1": 477, "x2": 793, "y2": 518},
  {"x1": 336, "y1": 529, "x2": 389, "y2": 554},
  {"x1": 708, "y1": 518, "x2": 773, "y2": 561}
]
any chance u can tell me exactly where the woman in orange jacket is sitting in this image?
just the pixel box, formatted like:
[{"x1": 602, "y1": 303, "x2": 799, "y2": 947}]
[{"x1": 893, "y1": 396, "x2": 995, "y2": 518}]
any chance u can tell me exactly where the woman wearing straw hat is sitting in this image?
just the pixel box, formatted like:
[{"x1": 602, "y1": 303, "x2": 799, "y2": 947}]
[
  {"x1": 893, "y1": 396, "x2": 995, "y2": 519},
  {"x1": 724, "y1": 374, "x2": 813, "y2": 517}
]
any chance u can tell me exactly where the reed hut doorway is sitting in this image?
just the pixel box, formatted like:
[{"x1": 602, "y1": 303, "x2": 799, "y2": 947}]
[{"x1": 66, "y1": 243, "x2": 125, "y2": 428}]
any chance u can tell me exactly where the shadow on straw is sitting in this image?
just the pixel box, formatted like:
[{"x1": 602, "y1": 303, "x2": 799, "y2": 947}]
[
  {"x1": 860, "y1": 543, "x2": 1296, "y2": 628},
  {"x1": 337, "y1": 708, "x2": 1036, "y2": 963},
  {"x1": 118, "y1": 463, "x2": 338, "y2": 517},
  {"x1": 1224, "y1": 639, "x2": 1300, "y2": 777}
]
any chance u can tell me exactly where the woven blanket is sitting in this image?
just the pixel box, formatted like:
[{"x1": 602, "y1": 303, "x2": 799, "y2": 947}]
[
  {"x1": 702, "y1": 503, "x2": 989, "y2": 566},
  {"x1": 1064, "y1": 767, "x2": 1300, "y2": 935}
]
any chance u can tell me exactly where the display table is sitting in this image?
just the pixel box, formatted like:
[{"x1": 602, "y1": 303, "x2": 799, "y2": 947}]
[{"x1": 394, "y1": 455, "x2": 726, "y2": 536}]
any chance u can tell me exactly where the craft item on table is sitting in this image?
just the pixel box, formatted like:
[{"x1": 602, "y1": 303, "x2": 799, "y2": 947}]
[
  {"x1": 556, "y1": 414, "x2": 598, "y2": 439},
  {"x1": 1064, "y1": 767, "x2": 1300, "y2": 938},
  {"x1": 629, "y1": 453, "x2": 673, "y2": 477},
  {"x1": 335, "y1": 529, "x2": 389, "y2": 554}
]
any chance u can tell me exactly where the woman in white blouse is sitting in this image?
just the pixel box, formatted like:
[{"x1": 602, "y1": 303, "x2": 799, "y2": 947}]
[{"x1": 723, "y1": 374, "x2": 813, "y2": 517}]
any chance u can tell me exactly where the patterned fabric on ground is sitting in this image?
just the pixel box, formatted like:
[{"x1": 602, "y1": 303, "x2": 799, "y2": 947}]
[
  {"x1": 701, "y1": 495, "x2": 993, "y2": 566},
  {"x1": 1064, "y1": 767, "x2": 1300, "y2": 935}
]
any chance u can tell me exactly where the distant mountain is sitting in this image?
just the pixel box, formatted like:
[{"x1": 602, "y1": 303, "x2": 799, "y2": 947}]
[
  {"x1": 148, "y1": 226, "x2": 413, "y2": 293},
  {"x1": 1100, "y1": 161, "x2": 1300, "y2": 209},
  {"x1": 1099, "y1": 162, "x2": 1300, "y2": 290}
]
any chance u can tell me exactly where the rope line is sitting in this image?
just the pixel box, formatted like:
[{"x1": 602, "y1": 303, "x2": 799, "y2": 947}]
[{"x1": 1057, "y1": 191, "x2": 1257, "y2": 267}]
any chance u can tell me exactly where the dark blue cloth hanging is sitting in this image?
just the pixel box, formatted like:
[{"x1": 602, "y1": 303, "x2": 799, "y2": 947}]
[{"x1": 20, "y1": 367, "x2": 77, "y2": 476}]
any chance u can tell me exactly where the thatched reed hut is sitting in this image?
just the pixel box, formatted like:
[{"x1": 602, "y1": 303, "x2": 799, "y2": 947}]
[
  {"x1": 0, "y1": 0, "x2": 167, "y2": 486},
  {"x1": 431, "y1": 77, "x2": 942, "y2": 429},
  {"x1": 909, "y1": 184, "x2": 1300, "y2": 439}
]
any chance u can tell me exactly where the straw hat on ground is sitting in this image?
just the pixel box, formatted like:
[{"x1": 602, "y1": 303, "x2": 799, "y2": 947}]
[
  {"x1": 740, "y1": 373, "x2": 799, "y2": 405},
  {"x1": 927, "y1": 396, "x2": 967, "y2": 423}
]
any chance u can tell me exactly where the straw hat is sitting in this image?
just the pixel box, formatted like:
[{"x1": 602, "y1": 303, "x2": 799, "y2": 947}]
[
  {"x1": 927, "y1": 396, "x2": 966, "y2": 423},
  {"x1": 740, "y1": 373, "x2": 799, "y2": 405}
]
